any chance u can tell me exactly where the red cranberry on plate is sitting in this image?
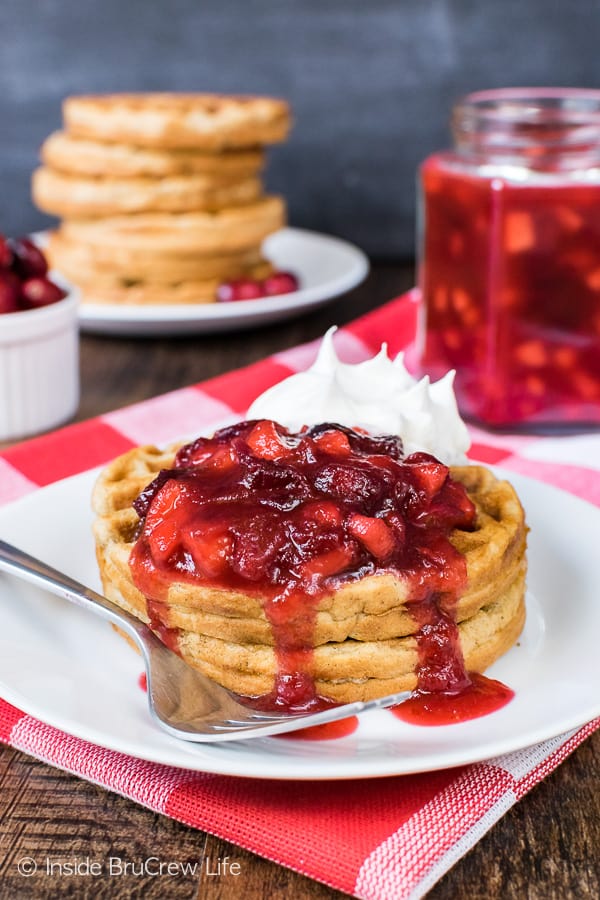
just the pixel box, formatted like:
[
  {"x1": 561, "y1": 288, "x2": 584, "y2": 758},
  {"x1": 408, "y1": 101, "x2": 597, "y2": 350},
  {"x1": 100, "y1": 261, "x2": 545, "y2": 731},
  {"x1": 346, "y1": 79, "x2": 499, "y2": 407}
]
[
  {"x1": 217, "y1": 279, "x2": 265, "y2": 303},
  {"x1": 20, "y1": 277, "x2": 67, "y2": 309},
  {"x1": 262, "y1": 271, "x2": 300, "y2": 296},
  {"x1": 10, "y1": 237, "x2": 49, "y2": 279},
  {"x1": 0, "y1": 269, "x2": 21, "y2": 313},
  {"x1": 217, "y1": 270, "x2": 300, "y2": 303}
]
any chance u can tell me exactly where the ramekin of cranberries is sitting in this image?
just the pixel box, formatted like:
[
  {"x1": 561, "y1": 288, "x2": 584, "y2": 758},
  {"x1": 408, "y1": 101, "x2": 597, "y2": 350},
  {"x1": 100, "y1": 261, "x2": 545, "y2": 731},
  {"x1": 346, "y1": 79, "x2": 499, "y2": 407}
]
[
  {"x1": 0, "y1": 233, "x2": 79, "y2": 441},
  {"x1": 0, "y1": 235, "x2": 68, "y2": 314}
]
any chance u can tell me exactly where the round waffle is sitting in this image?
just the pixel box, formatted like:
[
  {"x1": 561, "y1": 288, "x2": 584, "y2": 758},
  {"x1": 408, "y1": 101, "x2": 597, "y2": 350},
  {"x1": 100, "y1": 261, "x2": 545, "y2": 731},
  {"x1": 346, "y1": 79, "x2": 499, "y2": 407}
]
[
  {"x1": 41, "y1": 131, "x2": 265, "y2": 179},
  {"x1": 33, "y1": 167, "x2": 262, "y2": 217},
  {"x1": 92, "y1": 445, "x2": 527, "y2": 702},
  {"x1": 47, "y1": 230, "x2": 269, "y2": 283},
  {"x1": 70, "y1": 262, "x2": 274, "y2": 306},
  {"x1": 61, "y1": 196, "x2": 286, "y2": 254},
  {"x1": 63, "y1": 93, "x2": 291, "y2": 150}
]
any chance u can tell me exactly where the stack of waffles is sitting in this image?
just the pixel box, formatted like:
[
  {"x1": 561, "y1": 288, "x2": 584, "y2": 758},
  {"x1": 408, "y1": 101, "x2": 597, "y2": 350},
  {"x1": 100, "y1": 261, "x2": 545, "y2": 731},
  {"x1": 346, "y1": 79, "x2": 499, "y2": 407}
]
[
  {"x1": 92, "y1": 440, "x2": 527, "y2": 703},
  {"x1": 33, "y1": 94, "x2": 290, "y2": 305}
]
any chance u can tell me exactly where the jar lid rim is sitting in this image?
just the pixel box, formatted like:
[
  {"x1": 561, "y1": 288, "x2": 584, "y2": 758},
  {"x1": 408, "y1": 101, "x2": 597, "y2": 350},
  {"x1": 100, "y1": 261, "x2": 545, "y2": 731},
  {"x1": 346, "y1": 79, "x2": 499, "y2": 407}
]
[{"x1": 456, "y1": 88, "x2": 600, "y2": 124}]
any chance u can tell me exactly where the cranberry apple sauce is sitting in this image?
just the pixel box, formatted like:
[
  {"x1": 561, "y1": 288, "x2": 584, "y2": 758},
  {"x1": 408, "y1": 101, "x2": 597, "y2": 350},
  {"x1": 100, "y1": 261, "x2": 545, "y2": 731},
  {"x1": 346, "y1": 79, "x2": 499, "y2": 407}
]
[
  {"x1": 128, "y1": 419, "x2": 500, "y2": 717},
  {"x1": 418, "y1": 89, "x2": 600, "y2": 431}
]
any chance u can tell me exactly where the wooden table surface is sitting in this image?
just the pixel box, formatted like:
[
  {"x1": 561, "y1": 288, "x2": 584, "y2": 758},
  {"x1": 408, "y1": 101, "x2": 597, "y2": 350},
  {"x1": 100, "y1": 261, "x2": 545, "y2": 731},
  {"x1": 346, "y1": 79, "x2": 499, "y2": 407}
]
[{"x1": 0, "y1": 264, "x2": 598, "y2": 900}]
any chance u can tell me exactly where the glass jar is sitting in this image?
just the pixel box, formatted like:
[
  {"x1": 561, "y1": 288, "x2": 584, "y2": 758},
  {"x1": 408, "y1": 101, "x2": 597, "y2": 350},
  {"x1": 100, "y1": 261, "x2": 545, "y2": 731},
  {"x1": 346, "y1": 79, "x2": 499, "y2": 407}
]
[{"x1": 416, "y1": 88, "x2": 600, "y2": 431}]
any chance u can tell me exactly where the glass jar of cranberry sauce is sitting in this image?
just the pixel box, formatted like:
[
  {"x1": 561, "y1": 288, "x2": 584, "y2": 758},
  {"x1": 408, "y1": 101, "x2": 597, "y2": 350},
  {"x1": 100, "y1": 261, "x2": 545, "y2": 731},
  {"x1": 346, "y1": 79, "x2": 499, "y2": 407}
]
[{"x1": 417, "y1": 88, "x2": 600, "y2": 431}]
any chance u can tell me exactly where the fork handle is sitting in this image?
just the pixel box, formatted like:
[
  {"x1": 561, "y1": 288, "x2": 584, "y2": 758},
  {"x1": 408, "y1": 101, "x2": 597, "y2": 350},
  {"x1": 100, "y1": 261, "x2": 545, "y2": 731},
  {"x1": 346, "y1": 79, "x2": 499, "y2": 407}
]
[{"x1": 0, "y1": 538, "x2": 150, "y2": 652}]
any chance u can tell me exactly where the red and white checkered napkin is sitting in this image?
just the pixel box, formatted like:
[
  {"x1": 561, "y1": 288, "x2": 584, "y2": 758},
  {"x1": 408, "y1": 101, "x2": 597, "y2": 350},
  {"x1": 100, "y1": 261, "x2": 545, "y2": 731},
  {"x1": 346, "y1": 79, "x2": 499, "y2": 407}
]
[{"x1": 1, "y1": 291, "x2": 599, "y2": 900}]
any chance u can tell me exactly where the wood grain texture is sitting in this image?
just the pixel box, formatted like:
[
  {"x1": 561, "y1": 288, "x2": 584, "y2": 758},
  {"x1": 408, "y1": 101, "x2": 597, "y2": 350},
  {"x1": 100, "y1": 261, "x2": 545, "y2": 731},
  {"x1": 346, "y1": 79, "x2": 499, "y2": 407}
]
[{"x1": 0, "y1": 265, "x2": 598, "y2": 899}]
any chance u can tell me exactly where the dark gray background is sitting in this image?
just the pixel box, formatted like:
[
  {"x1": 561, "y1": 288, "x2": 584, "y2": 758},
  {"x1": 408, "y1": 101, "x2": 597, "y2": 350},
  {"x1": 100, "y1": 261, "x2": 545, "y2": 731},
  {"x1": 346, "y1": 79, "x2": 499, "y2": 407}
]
[{"x1": 2, "y1": 0, "x2": 599, "y2": 258}]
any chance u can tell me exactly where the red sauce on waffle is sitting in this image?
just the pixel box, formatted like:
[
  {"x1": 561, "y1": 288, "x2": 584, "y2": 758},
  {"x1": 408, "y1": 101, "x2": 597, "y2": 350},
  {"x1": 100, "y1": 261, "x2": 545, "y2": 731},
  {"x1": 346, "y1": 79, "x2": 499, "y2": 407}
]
[{"x1": 129, "y1": 420, "x2": 512, "y2": 731}]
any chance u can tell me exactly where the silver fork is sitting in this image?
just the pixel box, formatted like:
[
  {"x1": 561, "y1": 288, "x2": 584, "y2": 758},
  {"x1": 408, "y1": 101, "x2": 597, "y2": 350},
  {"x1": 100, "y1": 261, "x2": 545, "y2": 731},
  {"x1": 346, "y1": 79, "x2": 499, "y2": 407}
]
[{"x1": 0, "y1": 540, "x2": 410, "y2": 742}]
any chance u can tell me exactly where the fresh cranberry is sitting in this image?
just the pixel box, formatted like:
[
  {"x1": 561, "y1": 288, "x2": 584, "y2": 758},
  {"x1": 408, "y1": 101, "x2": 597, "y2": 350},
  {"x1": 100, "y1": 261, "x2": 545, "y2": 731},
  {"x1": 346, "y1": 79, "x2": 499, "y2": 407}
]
[
  {"x1": 0, "y1": 270, "x2": 20, "y2": 314},
  {"x1": 20, "y1": 277, "x2": 66, "y2": 309},
  {"x1": 216, "y1": 271, "x2": 300, "y2": 302},
  {"x1": 262, "y1": 271, "x2": 299, "y2": 296},
  {"x1": 10, "y1": 238, "x2": 48, "y2": 279},
  {"x1": 216, "y1": 278, "x2": 264, "y2": 302},
  {"x1": 0, "y1": 235, "x2": 13, "y2": 268}
]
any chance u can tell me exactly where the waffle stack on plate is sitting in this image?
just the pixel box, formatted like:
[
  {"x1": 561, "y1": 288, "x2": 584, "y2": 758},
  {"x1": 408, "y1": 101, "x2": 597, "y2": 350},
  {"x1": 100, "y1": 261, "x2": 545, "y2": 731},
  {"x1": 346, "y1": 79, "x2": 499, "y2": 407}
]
[
  {"x1": 33, "y1": 94, "x2": 290, "y2": 305},
  {"x1": 92, "y1": 442, "x2": 527, "y2": 703}
]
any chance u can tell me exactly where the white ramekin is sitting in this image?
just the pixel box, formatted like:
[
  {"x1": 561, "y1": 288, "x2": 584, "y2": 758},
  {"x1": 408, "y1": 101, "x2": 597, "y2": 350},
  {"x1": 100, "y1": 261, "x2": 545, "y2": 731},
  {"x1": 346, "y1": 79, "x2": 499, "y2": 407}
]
[{"x1": 0, "y1": 293, "x2": 80, "y2": 442}]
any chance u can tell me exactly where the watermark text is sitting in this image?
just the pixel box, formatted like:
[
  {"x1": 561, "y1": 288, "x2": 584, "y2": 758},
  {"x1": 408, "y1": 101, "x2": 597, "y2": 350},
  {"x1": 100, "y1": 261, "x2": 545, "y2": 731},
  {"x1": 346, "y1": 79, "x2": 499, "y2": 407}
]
[{"x1": 17, "y1": 855, "x2": 242, "y2": 879}]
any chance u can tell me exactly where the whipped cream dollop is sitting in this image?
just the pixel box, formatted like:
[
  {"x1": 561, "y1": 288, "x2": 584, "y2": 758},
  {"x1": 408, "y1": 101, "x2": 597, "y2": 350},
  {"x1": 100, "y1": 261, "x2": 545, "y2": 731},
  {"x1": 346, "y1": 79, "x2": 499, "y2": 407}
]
[{"x1": 247, "y1": 327, "x2": 470, "y2": 465}]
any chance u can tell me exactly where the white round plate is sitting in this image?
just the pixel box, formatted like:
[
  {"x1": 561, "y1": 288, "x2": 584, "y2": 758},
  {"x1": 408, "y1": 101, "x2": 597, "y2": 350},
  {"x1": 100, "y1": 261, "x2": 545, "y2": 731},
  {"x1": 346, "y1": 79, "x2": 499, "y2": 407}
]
[
  {"x1": 0, "y1": 468, "x2": 598, "y2": 780},
  {"x1": 67, "y1": 228, "x2": 369, "y2": 336}
]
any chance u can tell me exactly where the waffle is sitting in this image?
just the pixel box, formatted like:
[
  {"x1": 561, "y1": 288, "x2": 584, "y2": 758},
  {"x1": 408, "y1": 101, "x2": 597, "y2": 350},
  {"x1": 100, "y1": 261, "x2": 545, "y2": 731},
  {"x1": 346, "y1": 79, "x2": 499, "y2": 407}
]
[
  {"x1": 92, "y1": 444, "x2": 527, "y2": 703},
  {"x1": 33, "y1": 94, "x2": 290, "y2": 307},
  {"x1": 47, "y1": 231, "x2": 271, "y2": 283},
  {"x1": 63, "y1": 93, "x2": 291, "y2": 150},
  {"x1": 69, "y1": 262, "x2": 274, "y2": 306},
  {"x1": 41, "y1": 131, "x2": 265, "y2": 179},
  {"x1": 33, "y1": 167, "x2": 263, "y2": 217},
  {"x1": 61, "y1": 196, "x2": 286, "y2": 254}
]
